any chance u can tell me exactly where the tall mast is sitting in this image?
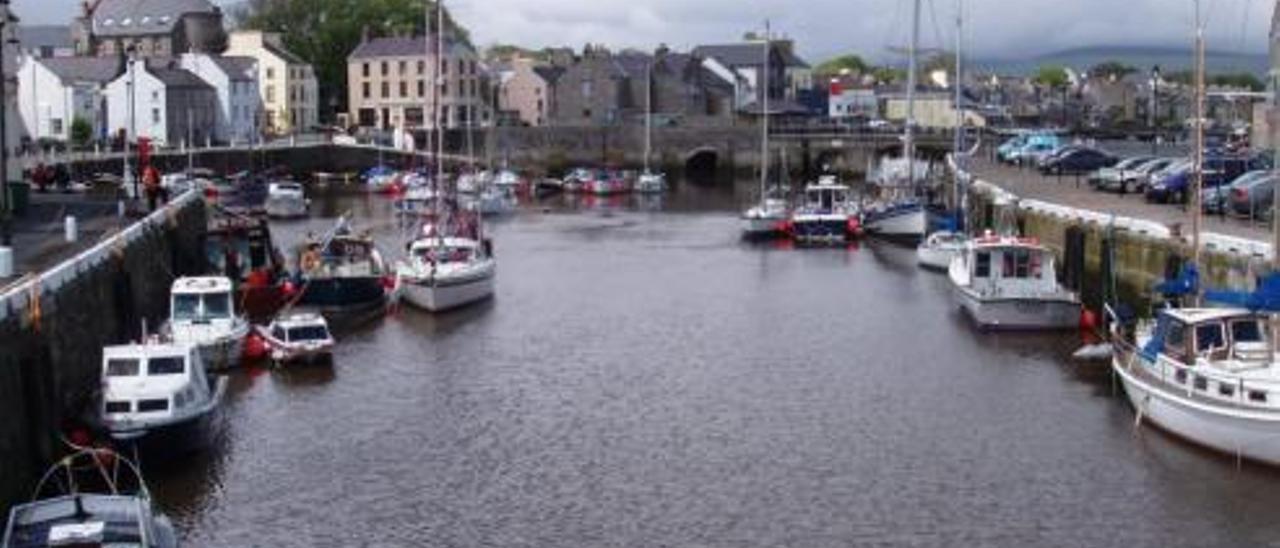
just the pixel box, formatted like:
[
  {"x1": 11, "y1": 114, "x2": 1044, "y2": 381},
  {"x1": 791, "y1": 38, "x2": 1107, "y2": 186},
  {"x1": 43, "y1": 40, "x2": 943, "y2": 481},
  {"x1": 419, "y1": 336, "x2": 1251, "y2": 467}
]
[
  {"x1": 760, "y1": 19, "x2": 770, "y2": 200},
  {"x1": 1192, "y1": 0, "x2": 1205, "y2": 285},
  {"x1": 645, "y1": 59, "x2": 652, "y2": 174},
  {"x1": 432, "y1": 0, "x2": 445, "y2": 250},
  {"x1": 905, "y1": 0, "x2": 921, "y2": 188},
  {"x1": 952, "y1": 0, "x2": 963, "y2": 212}
]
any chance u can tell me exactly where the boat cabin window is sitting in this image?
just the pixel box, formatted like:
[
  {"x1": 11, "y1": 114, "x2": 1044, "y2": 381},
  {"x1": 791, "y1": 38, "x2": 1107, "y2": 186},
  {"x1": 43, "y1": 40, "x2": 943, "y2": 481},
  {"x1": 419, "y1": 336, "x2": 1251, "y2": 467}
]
[
  {"x1": 147, "y1": 356, "x2": 186, "y2": 376},
  {"x1": 975, "y1": 252, "x2": 991, "y2": 278},
  {"x1": 106, "y1": 358, "x2": 141, "y2": 377},
  {"x1": 1164, "y1": 321, "x2": 1188, "y2": 361},
  {"x1": 1231, "y1": 319, "x2": 1265, "y2": 343},
  {"x1": 288, "y1": 326, "x2": 330, "y2": 342},
  {"x1": 416, "y1": 246, "x2": 473, "y2": 263},
  {"x1": 1195, "y1": 322, "x2": 1227, "y2": 355},
  {"x1": 173, "y1": 293, "x2": 233, "y2": 321},
  {"x1": 272, "y1": 326, "x2": 287, "y2": 341}
]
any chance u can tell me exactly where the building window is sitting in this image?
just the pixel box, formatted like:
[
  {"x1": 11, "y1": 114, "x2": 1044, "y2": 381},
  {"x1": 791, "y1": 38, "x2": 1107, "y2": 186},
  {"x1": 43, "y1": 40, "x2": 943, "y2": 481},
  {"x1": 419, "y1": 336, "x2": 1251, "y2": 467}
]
[
  {"x1": 266, "y1": 85, "x2": 275, "y2": 103},
  {"x1": 418, "y1": 80, "x2": 425, "y2": 97},
  {"x1": 442, "y1": 81, "x2": 448, "y2": 97},
  {"x1": 152, "y1": 108, "x2": 160, "y2": 124},
  {"x1": 441, "y1": 60, "x2": 448, "y2": 75},
  {"x1": 583, "y1": 108, "x2": 591, "y2": 119},
  {"x1": 51, "y1": 119, "x2": 63, "y2": 134},
  {"x1": 417, "y1": 60, "x2": 425, "y2": 74},
  {"x1": 399, "y1": 61, "x2": 406, "y2": 75},
  {"x1": 362, "y1": 63, "x2": 369, "y2": 77},
  {"x1": 381, "y1": 82, "x2": 389, "y2": 98},
  {"x1": 267, "y1": 67, "x2": 275, "y2": 80},
  {"x1": 151, "y1": 90, "x2": 159, "y2": 102},
  {"x1": 457, "y1": 59, "x2": 465, "y2": 74},
  {"x1": 399, "y1": 82, "x2": 407, "y2": 97},
  {"x1": 582, "y1": 80, "x2": 593, "y2": 98},
  {"x1": 381, "y1": 62, "x2": 388, "y2": 76},
  {"x1": 362, "y1": 82, "x2": 370, "y2": 99}
]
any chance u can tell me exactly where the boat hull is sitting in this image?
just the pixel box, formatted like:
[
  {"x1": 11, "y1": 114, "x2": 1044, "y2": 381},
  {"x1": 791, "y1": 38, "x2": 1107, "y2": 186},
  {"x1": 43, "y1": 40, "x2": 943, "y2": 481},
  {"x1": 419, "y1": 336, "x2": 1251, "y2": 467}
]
[
  {"x1": 915, "y1": 245, "x2": 960, "y2": 271},
  {"x1": 105, "y1": 377, "x2": 227, "y2": 456},
  {"x1": 741, "y1": 215, "x2": 784, "y2": 237},
  {"x1": 195, "y1": 330, "x2": 247, "y2": 372},
  {"x1": 791, "y1": 217, "x2": 851, "y2": 244},
  {"x1": 1115, "y1": 359, "x2": 1280, "y2": 465},
  {"x1": 953, "y1": 288, "x2": 1080, "y2": 330},
  {"x1": 865, "y1": 207, "x2": 927, "y2": 241},
  {"x1": 400, "y1": 272, "x2": 495, "y2": 312}
]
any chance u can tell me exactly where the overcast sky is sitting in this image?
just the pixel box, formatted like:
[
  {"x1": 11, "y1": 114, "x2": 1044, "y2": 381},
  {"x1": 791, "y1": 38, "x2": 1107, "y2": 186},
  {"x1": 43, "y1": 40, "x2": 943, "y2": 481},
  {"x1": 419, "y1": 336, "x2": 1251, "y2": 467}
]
[{"x1": 15, "y1": 0, "x2": 1276, "y2": 62}]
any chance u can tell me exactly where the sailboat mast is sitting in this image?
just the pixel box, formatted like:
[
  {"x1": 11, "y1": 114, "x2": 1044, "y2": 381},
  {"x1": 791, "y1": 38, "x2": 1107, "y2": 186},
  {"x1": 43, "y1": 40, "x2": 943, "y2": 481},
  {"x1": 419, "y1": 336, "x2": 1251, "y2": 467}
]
[
  {"x1": 645, "y1": 60, "x2": 652, "y2": 174},
  {"x1": 433, "y1": 1, "x2": 445, "y2": 250},
  {"x1": 905, "y1": 0, "x2": 921, "y2": 189},
  {"x1": 1192, "y1": 0, "x2": 1205, "y2": 279},
  {"x1": 952, "y1": 0, "x2": 963, "y2": 212},
  {"x1": 760, "y1": 19, "x2": 770, "y2": 200}
]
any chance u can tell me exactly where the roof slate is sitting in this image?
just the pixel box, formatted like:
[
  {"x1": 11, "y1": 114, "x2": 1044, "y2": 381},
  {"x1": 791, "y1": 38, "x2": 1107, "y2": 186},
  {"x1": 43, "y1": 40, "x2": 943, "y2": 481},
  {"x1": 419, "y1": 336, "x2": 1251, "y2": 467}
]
[{"x1": 92, "y1": 0, "x2": 219, "y2": 37}]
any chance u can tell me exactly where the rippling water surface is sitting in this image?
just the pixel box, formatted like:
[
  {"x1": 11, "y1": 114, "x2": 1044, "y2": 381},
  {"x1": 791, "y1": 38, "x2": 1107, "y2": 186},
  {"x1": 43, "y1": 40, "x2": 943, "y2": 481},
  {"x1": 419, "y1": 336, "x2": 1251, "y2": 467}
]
[{"x1": 152, "y1": 183, "x2": 1280, "y2": 547}]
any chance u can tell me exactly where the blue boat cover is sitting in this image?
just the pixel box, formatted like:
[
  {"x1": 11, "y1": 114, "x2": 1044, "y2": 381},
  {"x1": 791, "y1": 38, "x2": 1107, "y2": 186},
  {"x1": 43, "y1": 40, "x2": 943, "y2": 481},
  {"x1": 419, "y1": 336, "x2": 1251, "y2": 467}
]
[
  {"x1": 1205, "y1": 273, "x2": 1280, "y2": 312},
  {"x1": 1154, "y1": 264, "x2": 1199, "y2": 298}
]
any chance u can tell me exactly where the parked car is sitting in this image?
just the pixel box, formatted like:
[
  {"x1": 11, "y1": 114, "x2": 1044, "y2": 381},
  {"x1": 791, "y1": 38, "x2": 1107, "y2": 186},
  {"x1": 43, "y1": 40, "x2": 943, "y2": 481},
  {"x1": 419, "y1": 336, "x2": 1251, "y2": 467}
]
[
  {"x1": 1000, "y1": 134, "x2": 1062, "y2": 164},
  {"x1": 1227, "y1": 171, "x2": 1280, "y2": 218},
  {"x1": 1088, "y1": 156, "x2": 1153, "y2": 188},
  {"x1": 1033, "y1": 145, "x2": 1083, "y2": 168},
  {"x1": 1039, "y1": 148, "x2": 1116, "y2": 175},
  {"x1": 1098, "y1": 157, "x2": 1176, "y2": 194},
  {"x1": 1145, "y1": 156, "x2": 1255, "y2": 204}
]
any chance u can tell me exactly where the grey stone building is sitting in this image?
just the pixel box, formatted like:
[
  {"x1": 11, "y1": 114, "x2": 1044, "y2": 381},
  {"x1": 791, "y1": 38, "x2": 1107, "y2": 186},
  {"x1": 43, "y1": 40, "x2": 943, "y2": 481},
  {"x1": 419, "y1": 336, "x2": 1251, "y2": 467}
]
[
  {"x1": 548, "y1": 46, "x2": 734, "y2": 128},
  {"x1": 72, "y1": 0, "x2": 226, "y2": 58}
]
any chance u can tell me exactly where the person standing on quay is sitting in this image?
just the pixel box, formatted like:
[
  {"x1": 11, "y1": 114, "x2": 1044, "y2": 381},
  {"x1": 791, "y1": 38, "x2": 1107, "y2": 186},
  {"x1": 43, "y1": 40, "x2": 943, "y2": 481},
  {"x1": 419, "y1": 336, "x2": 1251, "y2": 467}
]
[{"x1": 142, "y1": 164, "x2": 162, "y2": 211}]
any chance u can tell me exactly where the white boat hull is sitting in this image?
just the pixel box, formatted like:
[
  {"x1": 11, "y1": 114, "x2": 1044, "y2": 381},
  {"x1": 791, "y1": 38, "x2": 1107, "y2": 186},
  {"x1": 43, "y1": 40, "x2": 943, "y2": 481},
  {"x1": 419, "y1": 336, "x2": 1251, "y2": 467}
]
[
  {"x1": 916, "y1": 245, "x2": 960, "y2": 271},
  {"x1": 400, "y1": 271, "x2": 495, "y2": 312},
  {"x1": 953, "y1": 288, "x2": 1080, "y2": 330},
  {"x1": 265, "y1": 197, "x2": 308, "y2": 218},
  {"x1": 741, "y1": 215, "x2": 784, "y2": 236},
  {"x1": 1115, "y1": 360, "x2": 1280, "y2": 465},
  {"x1": 865, "y1": 208, "x2": 926, "y2": 239}
]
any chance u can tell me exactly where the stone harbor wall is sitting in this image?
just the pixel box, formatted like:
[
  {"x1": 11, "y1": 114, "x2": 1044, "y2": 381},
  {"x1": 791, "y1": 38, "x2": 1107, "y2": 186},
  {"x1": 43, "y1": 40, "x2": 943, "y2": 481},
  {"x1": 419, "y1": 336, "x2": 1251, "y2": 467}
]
[{"x1": 0, "y1": 192, "x2": 206, "y2": 513}]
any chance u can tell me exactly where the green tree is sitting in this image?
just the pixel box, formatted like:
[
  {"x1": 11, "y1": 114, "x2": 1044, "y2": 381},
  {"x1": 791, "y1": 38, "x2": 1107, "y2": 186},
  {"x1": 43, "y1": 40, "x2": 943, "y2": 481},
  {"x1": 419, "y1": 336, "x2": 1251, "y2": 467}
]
[
  {"x1": 815, "y1": 54, "x2": 870, "y2": 77},
  {"x1": 1032, "y1": 65, "x2": 1069, "y2": 89},
  {"x1": 1210, "y1": 72, "x2": 1264, "y2": 91},
  {"x1": 236, "y1": 0, "x2": 471, "y2": 122},
  {"x1": 872, "y1": 66, "x2": 907, "y2": 85},
  {"x1": 70, "y1": 117, "x2": 93, "y2": 150},
  {"x1": 1089, "y1": 60, "x2": 1136, "y2": 80}
]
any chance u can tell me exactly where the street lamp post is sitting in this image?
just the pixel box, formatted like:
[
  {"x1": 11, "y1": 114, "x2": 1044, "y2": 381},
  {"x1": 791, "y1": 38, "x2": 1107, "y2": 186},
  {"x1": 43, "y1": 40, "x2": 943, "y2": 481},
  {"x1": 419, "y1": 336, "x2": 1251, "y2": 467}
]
[
  {"x1": 124, "y1": 45, "x2": 137, "y2": 202},
  {"x1": 1151, "y1": 65, "x2": 1161, "y2": 156}
]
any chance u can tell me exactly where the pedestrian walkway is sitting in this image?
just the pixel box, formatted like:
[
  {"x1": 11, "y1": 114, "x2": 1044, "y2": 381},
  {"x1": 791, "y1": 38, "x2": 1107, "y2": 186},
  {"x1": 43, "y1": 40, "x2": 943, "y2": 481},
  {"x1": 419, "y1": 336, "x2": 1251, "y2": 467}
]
[{"x1": 1, "y1": 193, "x2": 131, "y2": 287}]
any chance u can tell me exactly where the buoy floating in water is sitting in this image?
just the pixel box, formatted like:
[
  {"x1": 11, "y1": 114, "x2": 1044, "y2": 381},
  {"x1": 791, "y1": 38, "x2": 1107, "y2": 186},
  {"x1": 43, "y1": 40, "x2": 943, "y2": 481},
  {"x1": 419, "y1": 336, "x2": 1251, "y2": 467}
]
[{"x1": 243, "y1": 332, "x2": 268, "y2": 361}]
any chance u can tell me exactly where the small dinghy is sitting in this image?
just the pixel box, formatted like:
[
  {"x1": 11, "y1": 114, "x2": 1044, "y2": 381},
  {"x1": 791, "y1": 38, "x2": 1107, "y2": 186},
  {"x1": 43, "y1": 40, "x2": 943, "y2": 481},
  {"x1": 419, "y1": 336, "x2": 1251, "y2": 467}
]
[{"x1": 255, "y1": 312, "x2": 336, "y2": 366}]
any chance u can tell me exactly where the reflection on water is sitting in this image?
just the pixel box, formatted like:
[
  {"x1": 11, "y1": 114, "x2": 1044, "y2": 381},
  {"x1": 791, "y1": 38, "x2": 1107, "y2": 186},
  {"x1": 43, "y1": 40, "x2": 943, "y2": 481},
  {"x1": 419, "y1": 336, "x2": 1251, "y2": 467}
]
[{"x1": 152, "y1": 178, "x2": 1280, "y2": 547}]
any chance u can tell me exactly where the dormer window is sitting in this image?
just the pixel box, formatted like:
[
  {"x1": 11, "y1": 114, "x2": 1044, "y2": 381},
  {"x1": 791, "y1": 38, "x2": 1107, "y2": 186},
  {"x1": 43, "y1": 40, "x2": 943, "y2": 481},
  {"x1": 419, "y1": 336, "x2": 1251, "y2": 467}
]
[
  {"x1": 141, "y1": 16, "x2": 151, "y2": 25},
  {"x1": 103, "y1": 19, "x2": 115, "y2": 27},
  {"x1": 158, "y1": 15, "x2": 172, "y2": 25},
  {"x1": 121, "y1": 17, "x2": 133, "y2": 26}
]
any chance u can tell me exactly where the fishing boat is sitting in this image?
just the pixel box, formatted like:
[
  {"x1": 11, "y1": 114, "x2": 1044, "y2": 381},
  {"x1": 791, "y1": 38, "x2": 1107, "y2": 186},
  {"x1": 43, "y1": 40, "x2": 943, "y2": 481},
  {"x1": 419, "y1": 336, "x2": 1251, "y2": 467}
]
[
  {"x1": 99, "y1": 339, "x2": 227, "y2": 447},
  {"x1": 255, "y1": 312, "x2": 335, "y2": 365},
  {"x1": 563, "y1": 168, "x2": 592, "y2": 193},
  {"x1": 948, "y1": 233, "x2": 1081, "y2": 330},
  {"x1": 264, "y1": 180, "x2": 309, "y2": 219},
  {"x1": 2, "y1": 448, "x2": 177, "y2": 547},
  {"x1": 789, "y1": 176, "x2": 860, "y2": 244},
  {"x1": 165, "y1": 276, "x2": 251, "y2": 371},
  {"x1": 916, "y1": 230, "x2": 966, "y2": 270},
  {"x1": 294, "y1": 219, "x2": 391, "y2": 316},
  {"x1": 393, "y1": 185, "x2": 439, "y2": 217},
  {"x1": 863, "y1": 0, "x2": 928, "y2": 242},
  {"x1": 205, "y1": 208, "x2": 290, "y2": 323}
]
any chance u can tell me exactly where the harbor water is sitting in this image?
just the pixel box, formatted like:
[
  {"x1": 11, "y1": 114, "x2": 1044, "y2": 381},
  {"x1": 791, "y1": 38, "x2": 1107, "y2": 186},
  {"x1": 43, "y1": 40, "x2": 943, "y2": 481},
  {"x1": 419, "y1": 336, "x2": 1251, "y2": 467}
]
[{"x1": 151, "y1": 182, "x2": 1280, "y2": 546}]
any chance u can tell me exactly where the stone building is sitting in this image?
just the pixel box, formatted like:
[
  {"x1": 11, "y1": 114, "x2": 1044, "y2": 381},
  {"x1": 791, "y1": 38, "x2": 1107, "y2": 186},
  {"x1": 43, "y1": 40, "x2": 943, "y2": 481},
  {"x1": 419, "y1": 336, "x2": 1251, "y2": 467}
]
[
  {"x1": 72, "y1": 0, "x2": 226, "y2": 58},
  {"x1": 548, "y1": 46, "x2": 734, "y2": 128},
  {"x1": 499, "y1": 57, "x2": 561, "y2": 127},
  {"x1": 347, "y1": 34, "x2": 489, "y2": 131},
  {"x1": 104, "y1": 59, "x2": 218, "y2": 147}
]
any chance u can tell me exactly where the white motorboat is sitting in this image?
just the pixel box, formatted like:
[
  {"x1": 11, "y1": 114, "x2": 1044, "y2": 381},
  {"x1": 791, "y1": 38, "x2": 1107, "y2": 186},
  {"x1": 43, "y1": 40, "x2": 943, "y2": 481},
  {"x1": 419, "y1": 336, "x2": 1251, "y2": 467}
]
[
  {"x1": 99, "y1": 340, "x2": 227, "y2": 445},
  {"x1": 397, "y1": 236, "x2": 496, "y2": 312},
  {"x1": 948, "y1": 234, "x2": 1081, "y2": 330},
  {"x1": 256, "y1": 312, "x2": 335, "y2": 365},
  {"x1": 264, "y1": 180, "x2": 309, "y2": 218},
  {"x1": 456, "y1": 170, "x2": 490, "y2": 194},
  {"x1": 394, "y1": 185, "x2": 439, "y2": 217},
  {"x1": 916, "y1": 230, "x2": 967, "y2": 271},
  {"x1": 494, "y1": 169, "x2": 522, "y2": 193},
  {"x1": 862, "y1": 198, "x2": 927, "y2": 240},
  {"x1": 563, "y1": 168, "x2": 592, "y2": 193},
  {"x1": 790, "y1": 176, "x2": 859, "y2": 244},
  {"x1": 471, "y1": 185, "x2": 515, "y2": 215},
  {"x1": 165, "y1": 276, "x2": 251, "y2": 370},
  {"x1": 3, "y1": 447, "x2": 177, "y2": 547},
  {"x1": 1113, "y1": 304, "x2": 1280, "y2": 465}
]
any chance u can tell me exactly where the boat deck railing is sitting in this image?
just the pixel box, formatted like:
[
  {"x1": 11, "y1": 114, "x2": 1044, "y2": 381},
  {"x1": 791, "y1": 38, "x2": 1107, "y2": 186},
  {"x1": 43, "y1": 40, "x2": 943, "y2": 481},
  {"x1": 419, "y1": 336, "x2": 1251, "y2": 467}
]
[{"x1": 1115, "y1": 336, "x2": 1280, "y2": 413}]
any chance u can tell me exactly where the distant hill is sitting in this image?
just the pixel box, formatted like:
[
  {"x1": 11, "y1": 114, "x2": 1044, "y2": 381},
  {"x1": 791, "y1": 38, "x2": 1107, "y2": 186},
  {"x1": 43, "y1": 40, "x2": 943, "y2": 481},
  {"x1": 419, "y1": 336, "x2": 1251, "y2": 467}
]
[{"x1": 970, "y1": 45, "x2": 1269, "y2": 77}]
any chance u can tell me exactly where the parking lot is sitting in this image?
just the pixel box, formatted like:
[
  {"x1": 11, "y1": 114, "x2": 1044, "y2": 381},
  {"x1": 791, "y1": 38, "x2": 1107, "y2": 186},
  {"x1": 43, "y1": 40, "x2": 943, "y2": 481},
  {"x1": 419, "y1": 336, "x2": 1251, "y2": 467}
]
[{"x1": 968, "y1": 154, "x2": 1272, "y2": 242}]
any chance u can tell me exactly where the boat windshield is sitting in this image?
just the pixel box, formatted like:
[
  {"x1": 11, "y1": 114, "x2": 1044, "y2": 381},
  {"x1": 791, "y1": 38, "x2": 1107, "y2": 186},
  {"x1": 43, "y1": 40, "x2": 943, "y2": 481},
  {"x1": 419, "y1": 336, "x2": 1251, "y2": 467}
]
[
  {"x1": 173, "y1": 293, "x2": 233, "y2": 321},
  {"x1": 147, "y1": 356, "x2": 186, "y2": 376},
  {"x1": 105, "y1": 358, "x2": 141, "y2": 377},
  {"x1": 287, "y1": 326, "x2": 330, "y2": 342},
  {"x1": 1232, "y1": 319, "x2": 1265, "y2": 343}
]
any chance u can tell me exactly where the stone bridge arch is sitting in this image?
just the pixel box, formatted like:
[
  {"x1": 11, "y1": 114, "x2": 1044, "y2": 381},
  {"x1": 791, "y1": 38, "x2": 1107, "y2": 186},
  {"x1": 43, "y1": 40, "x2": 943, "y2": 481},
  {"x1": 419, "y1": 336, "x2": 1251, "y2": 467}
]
[{"x1": 683, "y1": 146, "x2": 721, "y2": 181}]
